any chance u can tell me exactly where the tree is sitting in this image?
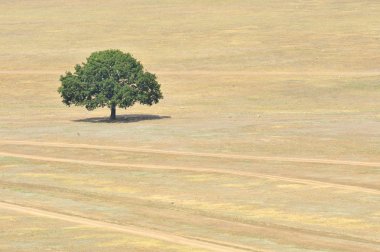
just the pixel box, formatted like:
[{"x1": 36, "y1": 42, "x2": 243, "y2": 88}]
[{"x1": 58, "y1": 49, "x2": 163, "y2": 120}]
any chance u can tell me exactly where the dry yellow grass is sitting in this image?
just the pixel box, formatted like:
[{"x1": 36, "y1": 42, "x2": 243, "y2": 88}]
[{"x1": 0, "y1": 0, "x2": 380, "y2": 251}]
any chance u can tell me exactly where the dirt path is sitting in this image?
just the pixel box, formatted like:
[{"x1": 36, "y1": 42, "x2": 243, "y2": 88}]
[
  {"x1": 1, "y1": 70, "x2": 380, "y2": 76},
  {"x1": 4, "y1": 177, "x2": 380, "y2": 247},
  {"x1": 0, "y1": 201, "x2": 258, "y2": 252},
  {"x1": 1, "y1": 179, "x2": 378, "y2": 248},
  {"x1": 0, "y1": 150, "x2": 378, "y2": 195},
  {"x1": 1, "y1": 140, "x2": 380, "y2": 168}
]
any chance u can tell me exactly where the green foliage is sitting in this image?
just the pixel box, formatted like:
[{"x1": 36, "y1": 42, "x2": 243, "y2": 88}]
[{"x1": 58, "y1": 49, "x2": 163, "y2": 117}]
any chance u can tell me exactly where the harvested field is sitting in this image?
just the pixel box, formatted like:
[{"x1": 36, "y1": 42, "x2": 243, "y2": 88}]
[{"x1": 0, "y1": 1, "x2": 380, "y2": 251}]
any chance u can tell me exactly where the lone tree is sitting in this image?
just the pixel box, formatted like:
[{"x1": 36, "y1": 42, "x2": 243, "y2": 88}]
[{"x1": 58, "y1": 49, "x2": 163, "y2": 120}]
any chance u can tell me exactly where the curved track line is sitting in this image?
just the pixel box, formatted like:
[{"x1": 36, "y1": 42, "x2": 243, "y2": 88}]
[
  {"x1": 2, "y1": 179, "x2": 378, "y2": 248},
  {"x1": 0, "y1": 201, "x2": 257, "y2": 252},
  {"x1": 1, "y1": 140, "x2": 380, "y2": 168},
  {"x1": 0, "y1": 151, "x2": 378, "y2": 195}
]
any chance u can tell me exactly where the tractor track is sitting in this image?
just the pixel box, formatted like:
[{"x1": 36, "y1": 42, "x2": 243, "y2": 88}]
[
  {"x1": 1, "y1": 140, "x2": 380, "y2": 168},
  {"x1": 1, "y1": 179, "x2": 379, "y2": 250},
  {"x1": 0, "y1": 201, "x2": 259, "y2": 252},
  {"x1": 0, "y1": 150, "x2": 379, "y2": 195},
  {"x1": 1, "y1": 141, "x2": 380, "y2": 251}
]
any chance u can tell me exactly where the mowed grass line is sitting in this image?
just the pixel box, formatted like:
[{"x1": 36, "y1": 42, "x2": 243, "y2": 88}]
[
  {"x1": 2, "y1": 140, "x2": 380, "y2": 168},
  {"x1": 0, "y1": 201, "x2": 258, "y2": 252},
  {"x1": 2, "y1": 178, "x2": 379, "y2": 250},
  {"x1": 0, "y1": 150, "x2": 379, "y2": 195},
  {"x1": 0, "y1": 140, "x2": 380, "y2": 167}
]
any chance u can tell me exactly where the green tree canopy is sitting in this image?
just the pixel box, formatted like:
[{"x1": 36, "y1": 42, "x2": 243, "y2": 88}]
[{"x1": 58, "y1": 49, "x2": 163, "y2": 120}]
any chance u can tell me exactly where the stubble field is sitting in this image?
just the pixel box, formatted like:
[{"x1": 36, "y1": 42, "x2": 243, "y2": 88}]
[{"x1": 0, "y1": 1, "x2": 380, "y2": 251}]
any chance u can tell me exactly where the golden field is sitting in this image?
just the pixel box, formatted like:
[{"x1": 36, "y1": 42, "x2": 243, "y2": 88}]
[{"x1": 0, "y1": 1, "x2": 379, "y2": 251}]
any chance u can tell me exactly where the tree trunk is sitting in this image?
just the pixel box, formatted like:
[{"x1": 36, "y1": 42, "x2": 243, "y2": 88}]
[{"x1": 110, "y1": 106, "x2": 116, "y2": 120}]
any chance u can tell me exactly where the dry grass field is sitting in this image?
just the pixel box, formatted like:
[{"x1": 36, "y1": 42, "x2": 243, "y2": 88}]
[{"x1": 1, "y1": 1, "x2": 380, "y2": 251}]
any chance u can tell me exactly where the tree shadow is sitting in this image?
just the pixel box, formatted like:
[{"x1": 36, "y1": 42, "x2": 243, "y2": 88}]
[{"x1": 73, "y1": 114, "x2": 171, "y2": 123}]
